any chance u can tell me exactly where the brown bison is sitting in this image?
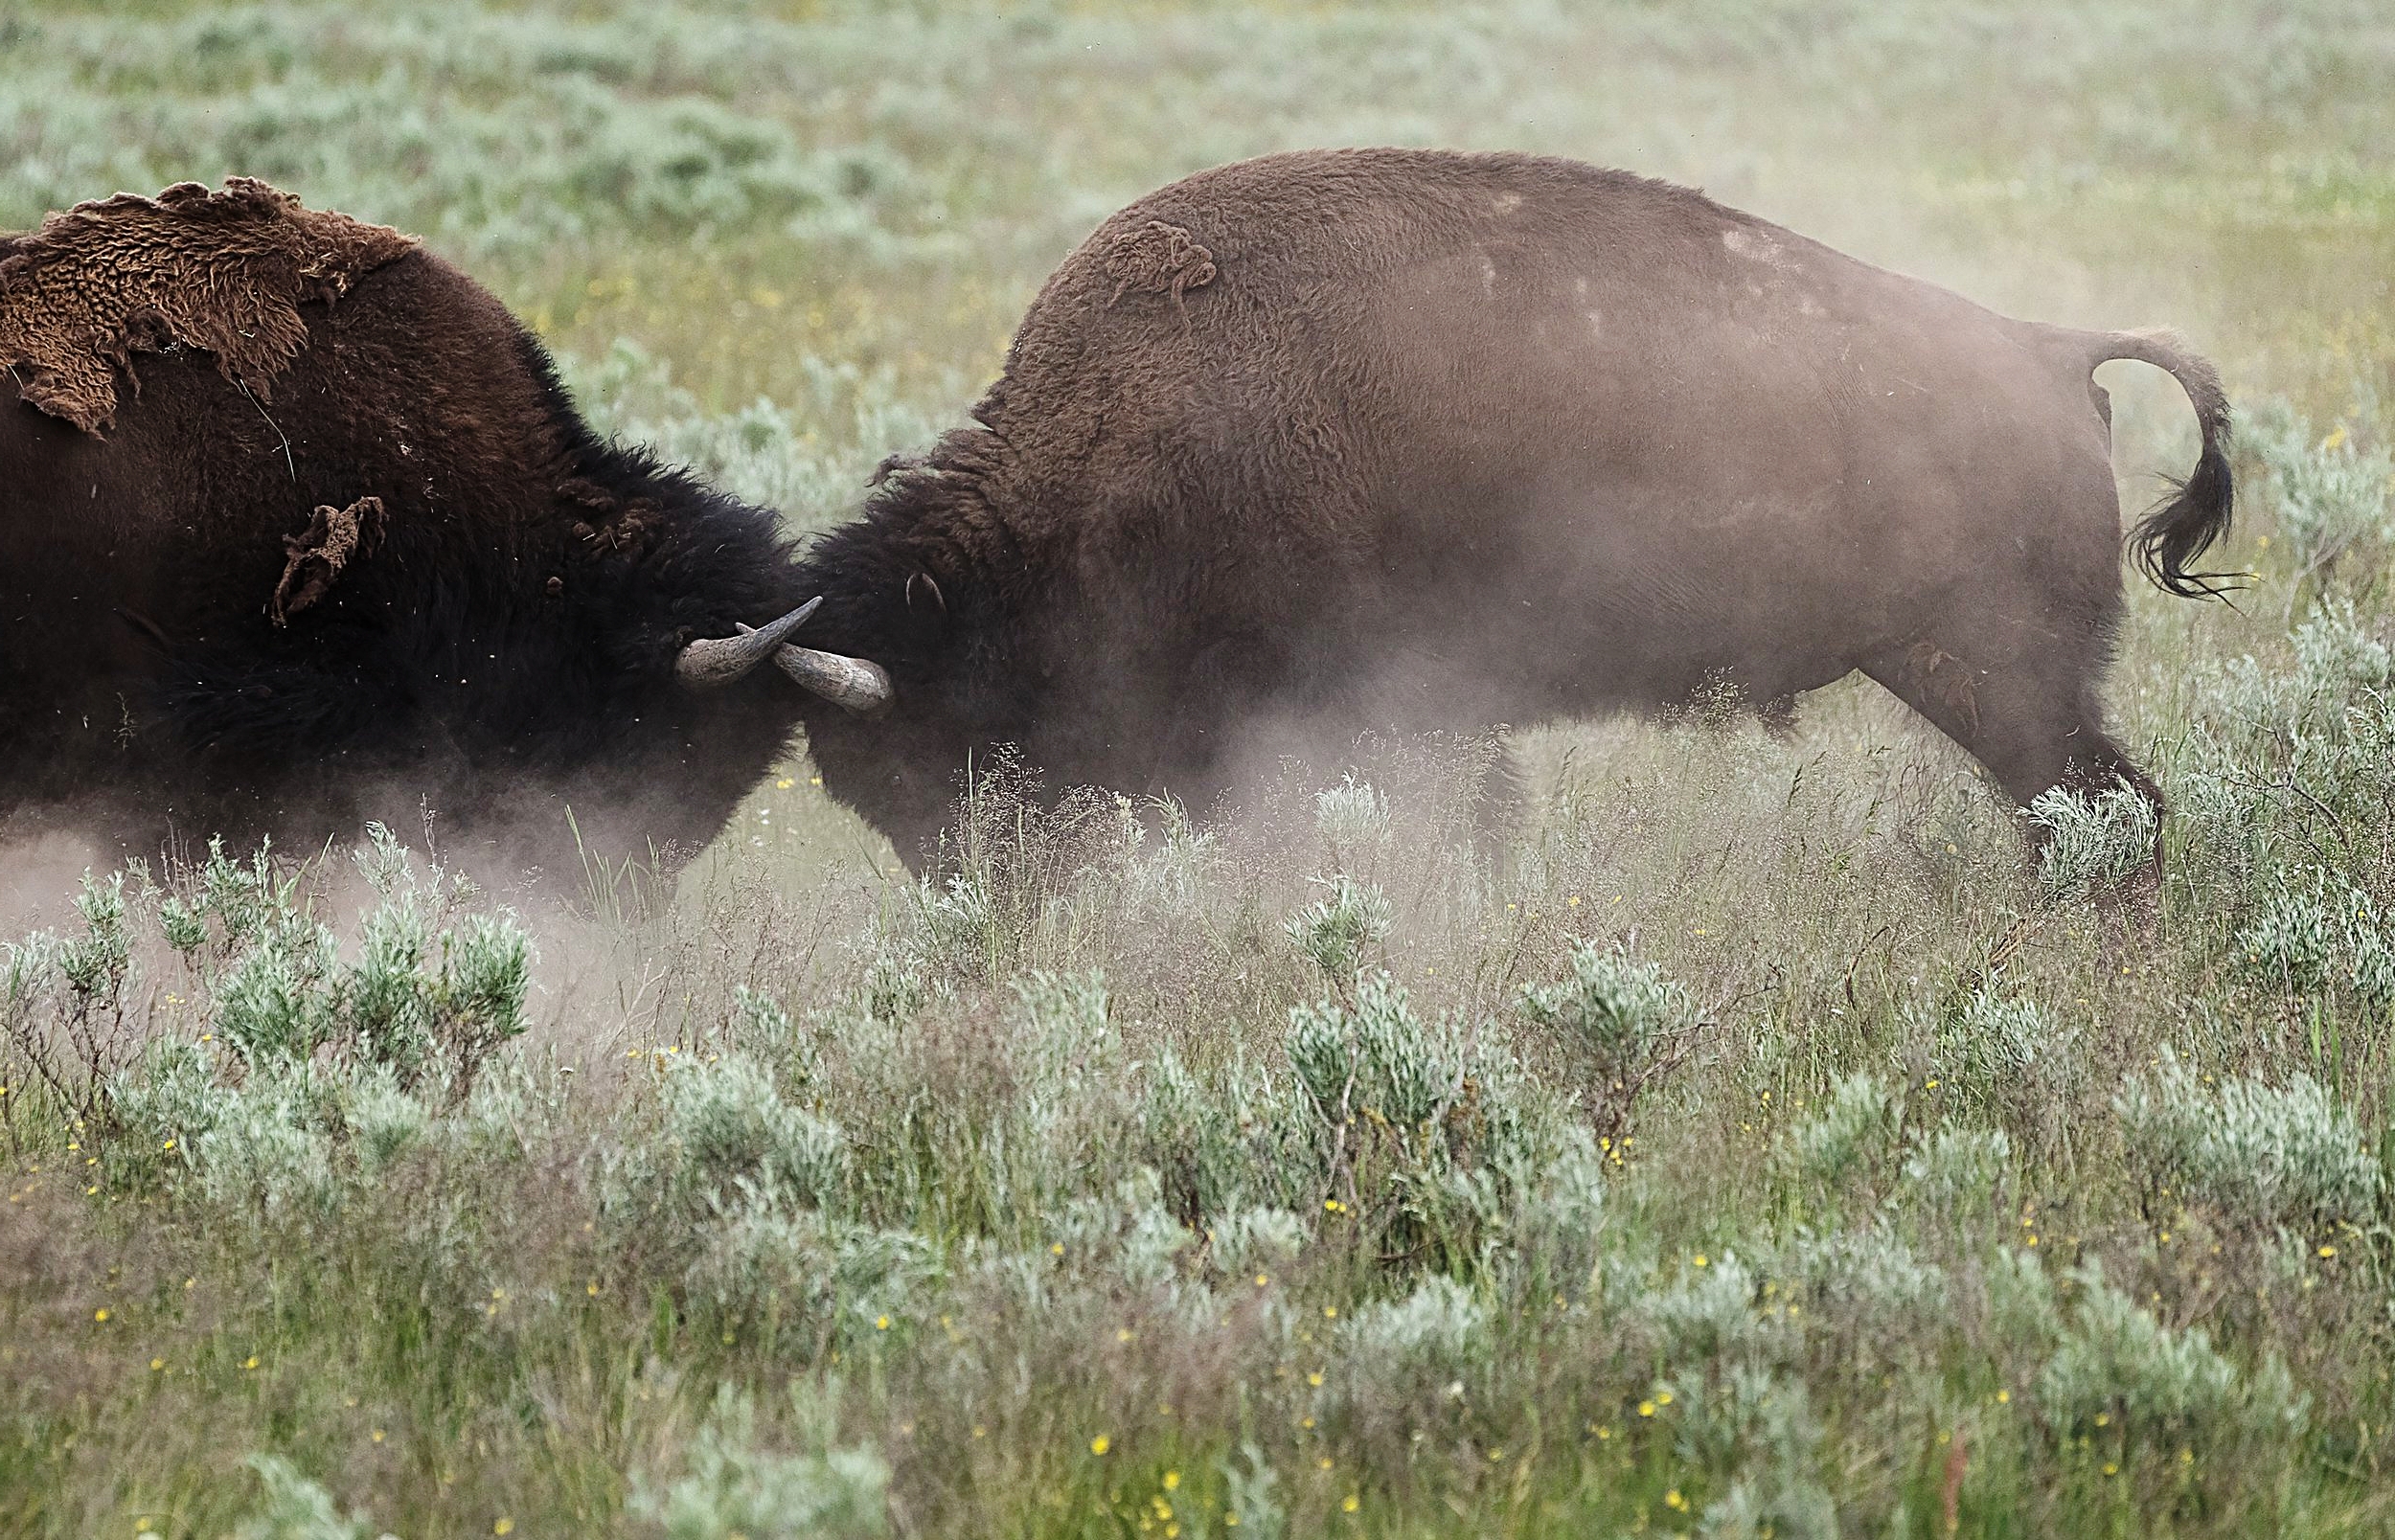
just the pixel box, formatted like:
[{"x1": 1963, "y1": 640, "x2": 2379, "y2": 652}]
[
  {"x1": 0, "y1": 151, "x2": 2230, "y2": 876},
  {"x1": 0, "y1": 178, "x2": 867, "y2": 875},
  {"x1": 795, "y1": 147, "x2": 2230, "y2": 860}
]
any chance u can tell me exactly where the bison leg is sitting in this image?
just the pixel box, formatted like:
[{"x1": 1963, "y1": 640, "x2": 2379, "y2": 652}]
[{"x1": 1861, "y1": 634, "x2": 2162, "y2": 872}]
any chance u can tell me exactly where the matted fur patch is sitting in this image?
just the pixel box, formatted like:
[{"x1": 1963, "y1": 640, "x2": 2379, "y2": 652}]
[
  {"x1": 1103, "y1": 219, "x2": 1217, "y2": 309},
  {"x1": 271, "y1": 495, "x2": 386, "y2": 626},
  {"x1": 0, "y1": 177, "x2": 417, "y2": 435}
]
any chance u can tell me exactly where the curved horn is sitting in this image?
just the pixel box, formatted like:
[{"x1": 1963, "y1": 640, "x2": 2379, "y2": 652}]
[
  {"x1": 673, "y1": 597, "x2": 821, "y2": 690},
  {"x1": 775, "y1": 644, "x2": 894, "y2": 715}
]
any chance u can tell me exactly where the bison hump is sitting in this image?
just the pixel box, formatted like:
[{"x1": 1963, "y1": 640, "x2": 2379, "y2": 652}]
[{"x1": 0, "y1": 177, "x2": 418, "y2": 435}]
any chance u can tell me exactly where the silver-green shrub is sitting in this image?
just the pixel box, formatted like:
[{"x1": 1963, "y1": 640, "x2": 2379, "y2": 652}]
[
  {"x1": 1286, "y1": 971, "x2": 1562, "y2": 1265},
  {"x1": 692, "y1": 1208, "x2": 940, "y2": 1344},
  {"x1": 104, "y1": 1037, "x2": 227, "y2": 1177},
  {"x1": 0, "y1": 832, "x2": 542, "y2": 1220},
  {"x1": 192, "y1": 1064, "x2": 344, "y2": 1221},
  {"x1": 1791, "y1": 1073, "x2": 1901, "y2": 1195},
  {"x1": 2027, "y1": 782, "x2": 2158, "y2": 903},
  {"x1": 629, "y1": 1386, "x2": 888, "y2": 1540},
  {"x1": 1286, "y1": 969, "x2": 1469, "y2": 1143},
  {"x1": 1284, "y1": 875, "x2": 1393, "y2": 981},
  {"x1": 234, "y1": 1454, "x2": 393, "y2": 1540},
  {"x1": 212, "y1": 915, "x2": 341, "y2": 1065},
  {"x1": 563, "y1": 342, "x2": 948, "y2": 520},
  {"x1": 1499, "y1": 1134, "x2": 1608, "y2": 1302},
  {"x1": 1140, "y1": 1048, "x2": 1245, "y2": 1220},
  {"x1": 650, "y1": 1053, "x2": 849, "y2": 1215},
  {"x1": 1217, "y1": 1443, "x2": 1289, "y2": 1540},
  {"x1": 1208, "y1": 1205, "x2": 1307, "y2": 1283},
  {"x1": 1313, "y1": 776, "x2": 1392, "y2": 868},
  {"x1": 1337, "y1": 1274, "x2": 1488, "y2": 1388},
  {"x1": 1067, "y1": 1174, "x2": 1196, "y2": 1291},
  {"x1": 55, "y1": 872, "x2": 131, "y2": 1010},
  {"x1": 1644, "y1": 1250, "x2": 1770, "y2": 1365},
  {"x1": 1782, "y1": 1226, "x2": 1948, "y2": 1336},
  {"x1": 2290, "y1": 594, "x2": 2395, "y2": 695},
  {"x1": 2247, "y1": 401, "x2": 2393, "y2": 580},
  {"x1": 2038, "y1": 1260, "x2": 2307, "y2": 1455},
  {"x1": 2113, "y1": 1054, "x2": 2380, "y2": 1227},
  {"x1": 1007, "y1": 970, "x2": 1129, "y2": 1193},
  {"x1": 1672, "y1": 1373, "x2": 1838, "y2": 1540},
  {"x1": 1899, "y1": 1126, "x2": 2012, "y2": 1214},
  {"x1": 2180, "y1": 595, "x2": 2395, "y2": 895},
  {"x1": 140, "y1": 827, "x2": 534, "y2": 1092},
  {"x1": 1920, "y1": 988, "x2": 2083, "y2": 1151},
  {"x1": 2233, "y1": 872, "x2": 2395, "y2": 1008},
  {"x1": 1517, "y1": 942, "x2": 1693, "y2": 1136}
]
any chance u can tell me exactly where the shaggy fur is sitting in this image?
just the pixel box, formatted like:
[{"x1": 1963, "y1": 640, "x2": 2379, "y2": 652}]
[
  {"x1": 0, "y1": 179, "x2": 416, "y2": 435},
  {"x1": 786, "y1": 147, "x2": 2233, "y2": 862},
  {"x1": 0, "y1": 182, "x2": 808, "y2": 878}
]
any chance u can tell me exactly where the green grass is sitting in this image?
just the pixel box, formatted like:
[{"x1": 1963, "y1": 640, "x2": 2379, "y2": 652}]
[{"x1": 8, "y1": 0, "x2": 2395, "y2": 1534}]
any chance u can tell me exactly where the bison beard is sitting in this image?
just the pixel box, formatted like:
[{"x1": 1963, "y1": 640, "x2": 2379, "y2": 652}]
[{"x1": 0, "y1": 152, "x2": 2234, "y2": 885}]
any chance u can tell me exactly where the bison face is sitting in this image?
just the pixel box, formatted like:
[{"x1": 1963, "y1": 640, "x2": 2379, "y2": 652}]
[{"x1": 799, "y1": 703, "x2": 976, "y2": 871}]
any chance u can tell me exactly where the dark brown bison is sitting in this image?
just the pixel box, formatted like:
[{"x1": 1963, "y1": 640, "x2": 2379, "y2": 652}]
[
  {"x1": 792, "y1": 147, "x2": 2230, "y2": 862},
  {"x1": 2, "y1": 152, "x2": 2231, "y2": 879},
  {"x1": 0, "y1": 178, "x2": 872, "y2": 875}
]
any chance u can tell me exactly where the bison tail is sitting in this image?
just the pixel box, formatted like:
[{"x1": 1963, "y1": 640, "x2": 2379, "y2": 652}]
[{"x1": 2091, "y1": 328, "x2": 2238, "y2": 600}]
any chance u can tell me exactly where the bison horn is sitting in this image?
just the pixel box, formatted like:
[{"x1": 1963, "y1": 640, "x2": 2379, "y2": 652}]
[
  {"x1": 673, "y1": 597, "x2": 821, "y2": 689},
  {"x1": 773, "y1": 644, "x2": 894, "y2": 715}
]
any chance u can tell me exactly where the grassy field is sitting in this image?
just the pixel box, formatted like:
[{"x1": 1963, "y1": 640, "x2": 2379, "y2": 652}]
[{"x1": 6, "y1": 0, "x2": 2395, "y2": 1533}]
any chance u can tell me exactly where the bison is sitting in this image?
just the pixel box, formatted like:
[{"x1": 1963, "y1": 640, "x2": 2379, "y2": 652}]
[
  {"x1": 0, "y1": 178, "x2": 862, "y2": 876},
  {"x1": 1, "y1": 151, "x2": 2231, "y2": 880},
  {"x1": 793, "y1": 147, "x2": 2231, "y2": 863}
]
